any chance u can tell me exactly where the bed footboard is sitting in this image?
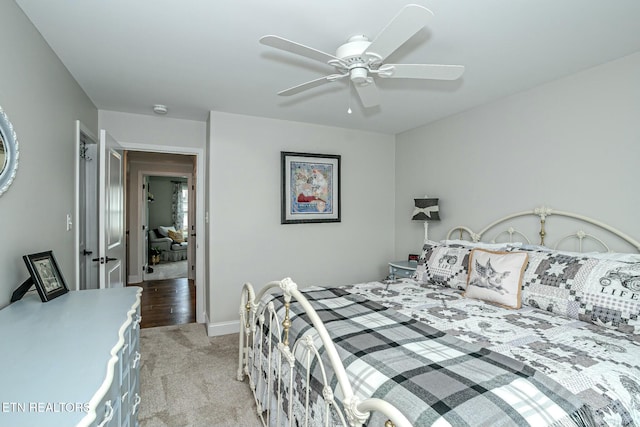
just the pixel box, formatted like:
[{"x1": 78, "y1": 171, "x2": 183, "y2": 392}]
[{"x1": 238, "y1": 278, "x2": 411, "y2": 427}]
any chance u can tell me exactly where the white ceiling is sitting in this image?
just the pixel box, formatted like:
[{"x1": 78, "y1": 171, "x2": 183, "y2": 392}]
[{"x1": 15, "y1": 0, "x2": 640, "y2": 135}]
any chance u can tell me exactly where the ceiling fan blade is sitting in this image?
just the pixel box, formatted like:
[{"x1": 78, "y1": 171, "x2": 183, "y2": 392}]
[
  {"x1": 354, "y1": 80, "x2": 380, "y2": 108},
  {"x1": 277, "y1": 74, "x2": 347, "y2": 96},
  {"x1": 365, "y1": 5, "x2": 434, "y2": 62},
  {"x1": 260, "y1": 35, "x2": 343, "y2": 66},
  {"x1": 377, "y1": 64, "x2": 465, "y2": 80}
]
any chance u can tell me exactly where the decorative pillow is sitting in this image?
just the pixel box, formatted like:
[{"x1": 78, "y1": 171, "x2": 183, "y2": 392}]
[
  {"x1": 578, "y1": 258, "x2": 640, "y2": 333},
  {"x1": 517, "y1": 250, "x2": 589, "y2": 318},
  {"x1": 157, "y1": 225, "x2": 176, "y2": 237},
  {"x1": 464, "y1": 249, "x2": 529, "y2": 309},
  {"x1": 413, "y1": 240, "x2": 441, "y2": 283},
  {"x1": 414, "y1": 241, "x2": 471, "y2": 289},
  {"x1": 167, "y1": 229, "x2": 184, "y2": 243},
  {"x1": 513, "y1": 248, "x2": 640, "y2": 335}
]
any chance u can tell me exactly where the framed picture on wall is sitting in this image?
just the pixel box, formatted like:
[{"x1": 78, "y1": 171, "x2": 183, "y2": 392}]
[
  {"x1": 23, "y1": 251, "x2": 69, "y2": 302},
  {"x1": 281, "y1": 151, "x2": 341, "y2": 224}
]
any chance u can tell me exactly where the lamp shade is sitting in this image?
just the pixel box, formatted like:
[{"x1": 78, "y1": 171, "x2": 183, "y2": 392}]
[{"x1": 412, "y1": 198, "x2": 440, "y2": 221}]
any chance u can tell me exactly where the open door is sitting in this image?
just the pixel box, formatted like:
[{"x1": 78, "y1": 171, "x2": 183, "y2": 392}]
[
  {"x1": 97, "y1": 129, "x2": 125, "y2": 288},
  {"x1": 75, "y1": 121, "x2": 99, "y2": 291},
  {"x1": 188, "y1": 174, "x2": 196, "y2": 280}
]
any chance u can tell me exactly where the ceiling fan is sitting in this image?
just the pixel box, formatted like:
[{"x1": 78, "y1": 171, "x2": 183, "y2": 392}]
[{"x1": 260, "y1": 4, "x2": 465, "y2": 109}]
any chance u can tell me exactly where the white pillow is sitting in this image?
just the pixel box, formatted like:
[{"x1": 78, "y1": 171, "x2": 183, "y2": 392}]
[
  {"x1": 157, "y1": 225, "x2": 176, "y2": 237},
  {"x1": 464, "y1": 249, "x2": 529, "y2": 309}
]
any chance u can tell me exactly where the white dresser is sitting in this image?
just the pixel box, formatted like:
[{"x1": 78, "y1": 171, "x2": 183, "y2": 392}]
[{"x1": 0, "y1": 287, "x2": 142, "y2": 427}]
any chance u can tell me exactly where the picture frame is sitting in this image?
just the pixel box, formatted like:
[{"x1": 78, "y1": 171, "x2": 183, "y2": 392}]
[
  {"x1": 23, "y1": 251, "x2": 69, "y2": 302},
  {"x1": 281, "y1": 151, "x2": 341, "y2": 224}
]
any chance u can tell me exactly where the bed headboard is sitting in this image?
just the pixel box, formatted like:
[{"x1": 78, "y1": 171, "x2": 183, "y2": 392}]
[{"x1": 446, "y1": 206, "x2": 640, "y2": 253}]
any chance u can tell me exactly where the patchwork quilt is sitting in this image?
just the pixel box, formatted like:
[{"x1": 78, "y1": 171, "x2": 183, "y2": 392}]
[
  {"x1": 252, "y1": 285, "x2": 603, "y2": 427},
  {"x1": 348, "y1": 280, "x2": 640, "y2": 426}
]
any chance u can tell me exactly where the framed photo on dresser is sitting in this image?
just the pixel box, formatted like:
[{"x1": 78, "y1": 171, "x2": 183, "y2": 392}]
[{"x1": 23, "y1": 251, "x2": 69, "y2": 302}]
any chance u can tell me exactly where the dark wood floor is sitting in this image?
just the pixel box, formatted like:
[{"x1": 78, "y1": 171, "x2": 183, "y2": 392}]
[{"x1": 129, "y1": 278, "x2": 196, "y2": 329}]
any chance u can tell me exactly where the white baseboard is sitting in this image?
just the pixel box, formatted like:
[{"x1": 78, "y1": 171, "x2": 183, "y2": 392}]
[{"x1": 206, "y1": 319, "x2": 240, "y2": 337}]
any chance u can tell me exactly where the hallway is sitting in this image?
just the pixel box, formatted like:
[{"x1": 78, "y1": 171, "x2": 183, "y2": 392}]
[{"x1": 130, "y1": 278, "x2": 196, "y2": 329}]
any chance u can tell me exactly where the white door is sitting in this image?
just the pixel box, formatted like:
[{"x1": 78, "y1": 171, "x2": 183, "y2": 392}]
[
  {"x1": 98, "y1": 130, "x2": 125, "y2": 288},
  {"x1": 74, "y1": 121, "x2": 99, "y2": 290},
  {"x1": 188, "y1": 175, "x2": 196, "y2": 280}
]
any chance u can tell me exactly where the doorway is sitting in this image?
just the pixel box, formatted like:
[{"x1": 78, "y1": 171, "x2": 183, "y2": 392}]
[
  {"x1": 144, "y1": 175, "x2": 190, "y2": 281},
  {"x1": 125, "y1": 151, "x2": 199, "y2": 328},
  {"x1": 75, "y1": 128, "x2": 205, "y2": 325}
]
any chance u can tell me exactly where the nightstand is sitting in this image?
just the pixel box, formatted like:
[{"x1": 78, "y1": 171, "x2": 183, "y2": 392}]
[{"x1": 388, "y1": 260, "x2": 418, "y2": 280}]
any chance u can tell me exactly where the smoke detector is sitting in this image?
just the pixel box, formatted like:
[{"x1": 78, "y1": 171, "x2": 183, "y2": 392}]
[{"x1": 153, "y1": 104, "x2": 168, "y2": 115}]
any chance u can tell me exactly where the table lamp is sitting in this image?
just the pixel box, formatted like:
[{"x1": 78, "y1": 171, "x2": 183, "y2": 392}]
[{"x1": 412, "y1": 197, "x2": 440, "y2": 242}]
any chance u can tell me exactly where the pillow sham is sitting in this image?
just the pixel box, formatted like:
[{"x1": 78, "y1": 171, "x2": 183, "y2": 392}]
[
  {"x1": 518, "y1": 250, "x2": 584, "y2": 318},
  {"x1": 464, "y1": 249, "x2": 529, "y2": 309},
  {"x1": 516, "y1": 249, "x2": 640, "y2": 335},
  {"x1": 579, "y1": 258, "x2": 640, "y2": 333},
  {"x1": 414, "y1": 241, "x2": 473, "y2": 290}
]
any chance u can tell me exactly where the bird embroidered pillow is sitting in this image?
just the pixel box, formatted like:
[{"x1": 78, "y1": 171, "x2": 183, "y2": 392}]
[{"x1": 464, "y1": 249, "x2": 529, "y2": 309}]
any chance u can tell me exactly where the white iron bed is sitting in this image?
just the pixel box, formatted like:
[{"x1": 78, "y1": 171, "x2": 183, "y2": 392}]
[{"x1": 238, "y1": 206, "x2": 640, "y2": 427}]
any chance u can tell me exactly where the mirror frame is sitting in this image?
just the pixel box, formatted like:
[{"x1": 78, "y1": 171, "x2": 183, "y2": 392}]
[{"x1": 0, "y1": 105, "x2": 19, "y2": 196}]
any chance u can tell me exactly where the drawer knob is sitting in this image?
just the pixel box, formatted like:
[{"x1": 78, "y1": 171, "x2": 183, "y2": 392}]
[
  {"x1": 132, "y1": 351, "x2": 141, "y2": 369},
  {"x1": 97, "y1": 400, "x2": 114, "y2": 427},
  {"x1": 132, "y1": 393, "x2": 141, "y2": 414}
]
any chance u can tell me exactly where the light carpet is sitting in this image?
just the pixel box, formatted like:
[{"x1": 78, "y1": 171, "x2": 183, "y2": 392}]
[
  {"x1": 139, "y1": 323, "x2": 262, "y2": 427},
  {"x1": 145, "y1": 260, "x2": 188, "y2": 281}
]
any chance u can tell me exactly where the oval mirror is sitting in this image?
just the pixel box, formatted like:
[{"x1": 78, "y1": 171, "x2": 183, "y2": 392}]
[{"x1": 0, "y1": 106, "x2": 19, "y2": 196}]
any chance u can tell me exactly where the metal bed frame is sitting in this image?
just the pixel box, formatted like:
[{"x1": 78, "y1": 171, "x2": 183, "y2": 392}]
[{"x1": 237, "y1": 206, "x2": 640, "y2": 427}]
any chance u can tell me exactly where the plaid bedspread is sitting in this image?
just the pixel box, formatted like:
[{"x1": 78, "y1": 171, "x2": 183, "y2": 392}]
[{"x1": 256, "y1": 287, "x2": 595, "y2": 427}]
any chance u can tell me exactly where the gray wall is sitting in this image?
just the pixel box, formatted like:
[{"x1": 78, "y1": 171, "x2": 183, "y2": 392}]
[
  {"x1": 0, "y1": 1, "x2": 97, "y2": 308},
  {"x1": 395, "y1": 52, "x2": 640, "y2": 257},
  {"x1": 99, "y1": 111, "x2": 205, "y2": 286},
  {"x1": 207, "y1": 111, "x2": 396, "y2": 327},
  {"x1": 148, "y1": 176, "x2": 187, "y2": 230}
]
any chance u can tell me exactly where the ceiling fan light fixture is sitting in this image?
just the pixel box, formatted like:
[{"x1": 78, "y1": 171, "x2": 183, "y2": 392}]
[
  {"x1": 350, "y1": 67, "x2": 368, "y2": 85},
  {"x1": 153, "y1": 104, "x2": 168, "y2": 115}
]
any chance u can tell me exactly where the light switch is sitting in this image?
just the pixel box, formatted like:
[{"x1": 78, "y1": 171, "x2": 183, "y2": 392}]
[{"x1": 66, "y1": 213, "x2": 73, "y2": 231}]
